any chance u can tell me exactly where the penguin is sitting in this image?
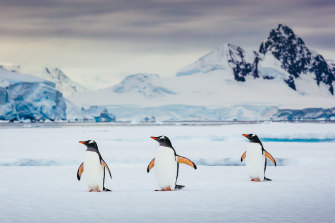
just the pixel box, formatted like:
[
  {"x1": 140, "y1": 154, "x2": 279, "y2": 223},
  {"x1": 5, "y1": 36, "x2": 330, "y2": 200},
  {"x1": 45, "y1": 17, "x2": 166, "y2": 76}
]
[
  {"x1": 77, "y1": 140, "x2": 112, "y2": 192},
  {"x1": 241, "y1": 134, "x2": 276, "y2": 182},
  {"x1": 147, "y1": 135, "x2": 197, "y2": 191}
]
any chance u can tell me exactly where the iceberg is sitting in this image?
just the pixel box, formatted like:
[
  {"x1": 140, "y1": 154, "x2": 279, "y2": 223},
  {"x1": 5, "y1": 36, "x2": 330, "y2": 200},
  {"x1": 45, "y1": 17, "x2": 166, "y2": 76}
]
[{"x1": 0, "y1": 69, "x2": 67, "y2": 121}]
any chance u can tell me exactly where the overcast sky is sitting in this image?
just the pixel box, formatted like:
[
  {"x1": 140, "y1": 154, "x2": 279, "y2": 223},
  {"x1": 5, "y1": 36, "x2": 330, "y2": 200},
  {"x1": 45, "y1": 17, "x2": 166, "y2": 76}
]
[{"x1": 0, "y1": 0, "x2": 334, "y2": 88}]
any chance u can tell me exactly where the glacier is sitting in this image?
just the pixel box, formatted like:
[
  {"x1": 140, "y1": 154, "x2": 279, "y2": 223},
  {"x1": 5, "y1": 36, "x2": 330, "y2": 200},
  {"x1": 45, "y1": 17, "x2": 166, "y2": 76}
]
[
  {"x1": 80, "y1": 104, "x2": 335, "y2": 122},
  {"x1": 0, "y1": 68, "x2": 67, "y2": 121}
]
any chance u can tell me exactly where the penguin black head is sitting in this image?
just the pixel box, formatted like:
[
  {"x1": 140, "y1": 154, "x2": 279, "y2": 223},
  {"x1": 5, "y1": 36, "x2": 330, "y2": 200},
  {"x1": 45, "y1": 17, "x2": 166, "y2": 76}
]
[
  {"x1": 79, "y1": 140, "x2": 99, "y2": 151},
  {"x1": 151, "y1": 135, "x2": 173, "y2": 148},
  {"x1": 242, "y1": 134, "x2": 261, "y2": 143}
]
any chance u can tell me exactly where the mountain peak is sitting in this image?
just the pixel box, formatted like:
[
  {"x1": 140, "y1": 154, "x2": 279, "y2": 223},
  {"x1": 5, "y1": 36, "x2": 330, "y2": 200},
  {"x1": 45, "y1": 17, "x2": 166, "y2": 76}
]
[
  {"x1": 176, "y1": 43, "x2": 259, "y2": 81},
  {"x1": 113, "y1": 73, "x2": 176, "y2": 97},
  {"x1": 41, "y1": 67, "x2": 87, "y2": 96},
  {"x1": 277, "y1": 24, "x2": 295, "y2": 37},
  {"x1": 259, "y1": 24, "x2": 334, "y2": 94}
]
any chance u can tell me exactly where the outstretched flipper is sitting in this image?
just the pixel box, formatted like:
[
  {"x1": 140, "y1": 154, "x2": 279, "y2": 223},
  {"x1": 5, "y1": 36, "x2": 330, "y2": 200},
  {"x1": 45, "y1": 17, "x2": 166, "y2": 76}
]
[
  {"x1": 77, "y1": 162, "x2": 84, "y2": 180},
  {"x1": 241, "y1": 151, "x2": 246, "y2": 162},
  {"x1": 177, "y1": 156, "x2": 197, "y2": 169},
  {"x1": 101, "y1": 159, "x2": 112, "y2": 179},
  {"x1": 264, "y1": 150, "x2": 276, "y2": 166},
  {"x1": 147, "y1": 158, "x2": 155, "y2": 173}
]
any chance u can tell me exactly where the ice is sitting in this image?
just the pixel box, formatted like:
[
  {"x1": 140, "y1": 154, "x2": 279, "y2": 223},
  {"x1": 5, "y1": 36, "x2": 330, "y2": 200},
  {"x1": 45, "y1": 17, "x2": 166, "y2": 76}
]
[
  {"x1": 0, "y1": 68, "x2": 69, "y2": 121},
  {"x1": 1, "y1": 82, "x2": 66, "y2": 121},
  {"x1": 0, "y1": 122, "x2": 334, "y2": 222}
]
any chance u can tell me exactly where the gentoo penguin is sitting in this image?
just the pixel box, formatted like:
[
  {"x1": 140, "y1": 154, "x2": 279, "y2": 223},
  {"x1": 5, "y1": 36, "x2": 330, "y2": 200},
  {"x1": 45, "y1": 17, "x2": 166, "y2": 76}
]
[
  {"x1": 77, "y1": 140, "x2": 112, "y2": 192},
  {"x1": 147, "y1": 136, "x2": 197, "y2": 191},
  {"x1": 241, "y1": 134, "x2": 276, "y2": 182}
]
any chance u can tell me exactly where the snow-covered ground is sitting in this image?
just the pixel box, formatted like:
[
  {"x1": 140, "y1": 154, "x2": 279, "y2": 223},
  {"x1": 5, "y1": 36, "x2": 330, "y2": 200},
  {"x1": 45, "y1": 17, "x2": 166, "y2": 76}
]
[{"x1": 0, "y1": 123, "x2": 334, "y2": 222}]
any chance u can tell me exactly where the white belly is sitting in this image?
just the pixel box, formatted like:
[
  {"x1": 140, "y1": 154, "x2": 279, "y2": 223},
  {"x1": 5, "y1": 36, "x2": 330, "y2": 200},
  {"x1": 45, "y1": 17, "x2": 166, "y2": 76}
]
[
  {"x1": 84, "y1": 151, "x2": 104, "y2": 191},
  {"x1": 245, "y1": 143, "x2": 265, "y2": 181},
  {"x1": 154, "y1": 146, "x2": 177, "y2": 190}
]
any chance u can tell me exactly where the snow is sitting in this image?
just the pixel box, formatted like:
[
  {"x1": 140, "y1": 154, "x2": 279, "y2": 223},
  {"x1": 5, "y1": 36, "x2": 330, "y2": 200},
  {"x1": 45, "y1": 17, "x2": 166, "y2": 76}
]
[
  {"x1": 69, "y1": 61, "x2": 335, "y2": 111},
  {"x1": 0, "y1": 122, "x2": 334, "y2": 222},
  {"x1": 0, "y1": 68, "x2": 49, "y2": 87},
  {"x1": 112, "y1": 73, "x2": 176, "y2": 97},
  {"x1": 0, "y1": 64, "x2": 86, "y2": 96},
  {"x1": 258, "y1": 53, "x2": 291, "y2": 81},
  {"x1": 39, "y1": 67, "x2": 87, "y2": 96}
]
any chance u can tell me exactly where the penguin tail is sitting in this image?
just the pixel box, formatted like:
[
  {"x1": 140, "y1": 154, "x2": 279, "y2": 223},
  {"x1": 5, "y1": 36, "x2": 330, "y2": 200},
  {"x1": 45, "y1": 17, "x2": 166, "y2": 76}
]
[
  {"x1": 264, "y1": 177, "x2": 272, "y2": 181},
  {"x1": 103, "y1": 187, "x2": 112, "y2": 192},
  {"x1": 175, "y1": 185, "x2": 185, "y2": 190}
]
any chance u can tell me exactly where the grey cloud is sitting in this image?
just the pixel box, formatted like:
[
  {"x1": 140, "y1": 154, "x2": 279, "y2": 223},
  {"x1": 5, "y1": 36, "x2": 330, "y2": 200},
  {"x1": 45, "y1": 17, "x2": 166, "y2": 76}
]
[{"x1": 0, "y1": 0, "x2": 334, "y2": 55}]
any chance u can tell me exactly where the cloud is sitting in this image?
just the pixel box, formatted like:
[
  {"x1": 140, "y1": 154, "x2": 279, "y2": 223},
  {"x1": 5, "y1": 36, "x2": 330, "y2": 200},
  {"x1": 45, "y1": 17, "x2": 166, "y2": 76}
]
[{"x1": 0, "y1": 0, "x2": 334, "y2": 50}]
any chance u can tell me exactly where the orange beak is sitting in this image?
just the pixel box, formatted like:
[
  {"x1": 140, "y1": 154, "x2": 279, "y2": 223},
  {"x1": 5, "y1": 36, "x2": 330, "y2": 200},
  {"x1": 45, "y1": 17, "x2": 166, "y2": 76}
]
[
  {"x1": 242, "y1": 134, "x2": 249, "y2": 138},
  {"x1": 79, "y1": 141, "x2": 85, "y2": 144},
  {"x1": 151, "y1": 136, "x2": 158, "y2": 140}
]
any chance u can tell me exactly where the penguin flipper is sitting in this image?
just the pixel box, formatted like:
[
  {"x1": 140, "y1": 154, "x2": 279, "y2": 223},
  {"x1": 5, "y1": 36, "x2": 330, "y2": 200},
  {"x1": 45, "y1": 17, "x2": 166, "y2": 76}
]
[
  {"x1": 175, "y1": 185, "x2": 185, "y2": 190},
  {"x1": 101, "y1": 159, "x2": 112, "y2": 179},
  {"x1": 177, "y1": 155, "x2": 197, "y2": 169},
  {"x1": 241, "y1": 151, "x2": 246, "y2": 162},
  {"x1": 264, "y1": 150, "x2": 276, "y2": 166},
  {"x1": 264, "y1": 177, "x2": 272, "y2": 181},
  {"x1": 147, "y1": 158, "x2": 155, "y2": 173},
  {"x1": 77, "y1": 162, "x2": 84, "y2": 181}
]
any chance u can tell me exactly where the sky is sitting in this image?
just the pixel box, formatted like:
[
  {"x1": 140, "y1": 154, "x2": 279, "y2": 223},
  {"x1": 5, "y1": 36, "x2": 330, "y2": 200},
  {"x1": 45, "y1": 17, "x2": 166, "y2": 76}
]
[{"x1": 0, "y1": 0, "x2": 334, "y2": 89}]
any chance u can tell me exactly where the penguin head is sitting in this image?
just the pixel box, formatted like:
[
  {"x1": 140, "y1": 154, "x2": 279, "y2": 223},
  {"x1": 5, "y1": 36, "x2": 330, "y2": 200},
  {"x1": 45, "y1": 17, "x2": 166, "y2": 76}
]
[
  {"x1": 242, "y1": 134, "x2": 261, "y2": 143},
  {"x1": 151, "y1": 135, "x2": 173, "y2": 148},
  {"x1": 79, "y1": 140, "x2": 98, "y2": 149}
]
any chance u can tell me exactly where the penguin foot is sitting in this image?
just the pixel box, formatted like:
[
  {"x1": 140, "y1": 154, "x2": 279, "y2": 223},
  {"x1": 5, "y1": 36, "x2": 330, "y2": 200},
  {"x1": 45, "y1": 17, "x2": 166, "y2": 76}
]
[
  {"x1": 155, "y1": 186, "x2": 173, "y2": 191},
  {"x1": 94, "y1": 186, "x2": 101, "y2": 192},
  {"x1": 164, "y1": 187, "x2": 172, "y2": 191},
  {"x1": 251, "y1": 178, "x2": 261, "y2": 182},
  {"x1": 175, "y1": 185, "x2": 185, "y2": 190},
  {"x1": 89, "y1": 189, "x2": 93, "y2": 192},
  {"x1": 103, "y1": 187, "x2": 112, "y2": 192}
]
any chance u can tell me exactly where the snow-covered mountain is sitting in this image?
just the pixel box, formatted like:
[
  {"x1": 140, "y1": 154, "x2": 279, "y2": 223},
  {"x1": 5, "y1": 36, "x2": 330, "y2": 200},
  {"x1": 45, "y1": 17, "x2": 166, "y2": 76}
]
[
  {"x1": 0, "y1": 64, "x2": 86, "y2": 96},
  {"x1": 259, "y1": 24, "x2": 335, "y2": 94},
  {"x1": 113, "y1": 73, "x2": 175, "y2": 97},
  {"x1": 38, "y1": 67, "x2": 87, "y2": 96},
  {"x1": 68, "y1": 24, "x2": 335, "y2": 121},
  {"x1": 71, "y1": 25, "x2": 334, "y2": 108},
  {"x1": 176, "y1": 43, "x2": 260, "y2": 81}
]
